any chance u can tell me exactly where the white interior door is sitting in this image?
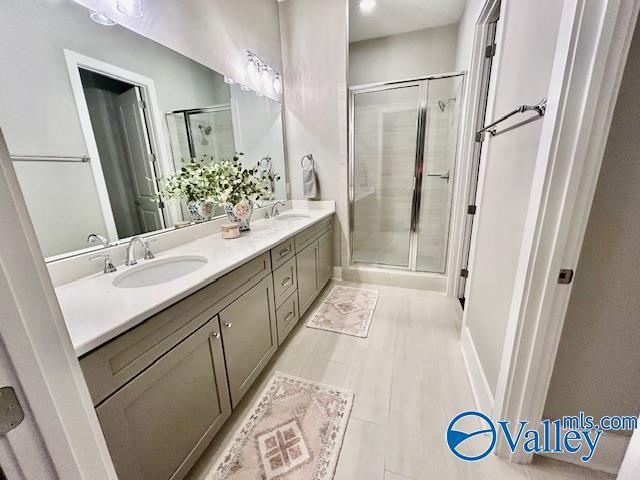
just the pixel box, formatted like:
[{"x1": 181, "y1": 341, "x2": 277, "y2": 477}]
[
  {"x1": 116, "y1": 87, "x2": 163, "y2": 233},
  {"x1": 0, "y1": 127, "x2": 116, "y2": 479}
]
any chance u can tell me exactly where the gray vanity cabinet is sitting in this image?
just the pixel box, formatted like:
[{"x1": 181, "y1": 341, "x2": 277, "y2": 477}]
[
  {"x1": 81, "y1": 216, "x2": 334, "y2": 480},
  {"x1": 219, "y1": 274, "x2": 278, "y2": 408},
  {"x1": 318, "y1": 229, "x2": 333, "y2": 286},
  {"x1": 96, "y1": 320, "x2": 231, "y2": 480},
  {"x1": 296, "y1": 226, "x2": 334, "y2": 316},
  {"x1": 296, "y1": 242, "x2": 319, "y2": 315}
]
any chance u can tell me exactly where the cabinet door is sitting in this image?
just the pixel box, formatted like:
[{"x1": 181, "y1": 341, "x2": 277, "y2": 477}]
[
  {"x1": 317, "y1": 229, "x2": 333, "y2": 289},
  {"x1": 96, "y1": 321, "x2": 231, "y2": 480},
  {"x1": 219, "y1": 274, "x2": 277, "y2": 408},
  {"x1": 296, "y1": 241, "x2": 318, "y2": 316}
]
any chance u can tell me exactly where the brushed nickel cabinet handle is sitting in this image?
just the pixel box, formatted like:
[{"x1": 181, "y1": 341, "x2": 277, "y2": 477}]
[
  {"x1": 284, "y1": 312, "x2": 294, "y2": 323},
  {"x1": 279, "y1": 248, "x2": 289, "y2": 257},
  {"x1": 211, "y1": 332, "x2": 220, "y2": 339},
  {"x1": 281, "y1": 277, "x2": 291, "y2": 287},
  {"x1": 224, "y1": 322, "x2": 233, "y2": 328}
]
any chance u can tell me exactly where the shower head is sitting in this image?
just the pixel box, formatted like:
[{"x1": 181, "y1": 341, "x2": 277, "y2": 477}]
[{"x1": 198, "y1": 124, "x2": 212, "y2": 145}]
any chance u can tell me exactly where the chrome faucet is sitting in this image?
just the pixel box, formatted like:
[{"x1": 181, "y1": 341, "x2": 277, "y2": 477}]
[
  {"x1": 87, "y1": 233, "x2": 110, "y2": 248},
  {"x1": 270, "y1": 201, "x2": 287, "y2": 218},
  {"x1": 90, "y1": 254, "x2": 117, "y2": 274},
  {"x1": 125, "y1": 236, "x2": 155, "y2": 266}
]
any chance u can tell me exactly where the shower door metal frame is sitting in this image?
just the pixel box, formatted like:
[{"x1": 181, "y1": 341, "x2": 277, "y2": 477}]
[{"x1": 348, "y1": 71, "x2": 465, "y2": 272}]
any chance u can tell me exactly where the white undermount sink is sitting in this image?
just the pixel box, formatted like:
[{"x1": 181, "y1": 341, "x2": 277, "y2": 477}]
[
  {"x1": 113, "y1": 255, "x2": 208, "y2": 288},
  {"x1": 275, "y1": 212, "x2": 311, "y2": 221}
]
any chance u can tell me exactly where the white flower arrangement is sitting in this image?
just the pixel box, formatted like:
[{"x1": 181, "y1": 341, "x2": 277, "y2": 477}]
[{"x1": 159, "y1": 153, "x2": 280, "y2": 206}]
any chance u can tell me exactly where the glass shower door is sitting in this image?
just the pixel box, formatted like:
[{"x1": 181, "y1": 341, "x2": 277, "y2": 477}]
[
  {"x1": 415, "y1": 75, "x2": 464, "y2": 273},
  {"x1": 352, "y1": 84, "x2": 421, "y2": 267}
]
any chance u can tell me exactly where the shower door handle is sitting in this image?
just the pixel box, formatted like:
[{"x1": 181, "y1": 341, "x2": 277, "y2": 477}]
[{"x1": 426, "y1": 170, "x2": 450, "y2": 182}]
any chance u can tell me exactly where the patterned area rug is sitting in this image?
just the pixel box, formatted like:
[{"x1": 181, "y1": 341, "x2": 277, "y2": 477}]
[
  {"x1": 207, "y1": 373, "x2": 353, "y2": 480},
  {"x1": 306, "y1": 285, "x2": 379, "y2": 338}
]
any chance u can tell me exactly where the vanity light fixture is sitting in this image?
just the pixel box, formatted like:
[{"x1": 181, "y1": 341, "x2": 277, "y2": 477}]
[
  {"x1": 246, "y1": 54, "x2": 261, "y2": 83},
  {"x1": 261, "y1": 68, "x2": 273, "y2": 92},
  {"x1": 224, "y1": 76, "x2": 235, "y2": 84},
  {"x1": 246, "y1": 50, "x2": 283, "y2": 95},
  {"x1": 116, "y1": 0, "x2": 143, "y2": 18},
  {"x1": 273, "y1": 73, "x2": 283, "y2": 95},
  {"x1": 89, "y1": 11, "x2": 116, "y2": 26},
  {"x1": 359, "y1": 0, "x2": 376, "y2": 12}
]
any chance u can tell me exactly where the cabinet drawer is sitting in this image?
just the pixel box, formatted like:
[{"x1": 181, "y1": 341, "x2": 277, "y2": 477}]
[
  {"x1": 294, "y1": 216, "x2": 333, "y2": 252},
  {"x1": 276, "y1": 292, "x2": 299, "y2": 346},
  {"x1": 272, "y1": 257, "x2": 297, "y2": 308},
  {"x1": 270, "y1": 237, "x2": 294, "y2": 270},
  {"x1": 96, "y1": 321, "x2": 231, "y2": 480},
  {"x1": 81, "y1": 252, "x2": 271, "y2": 405}
]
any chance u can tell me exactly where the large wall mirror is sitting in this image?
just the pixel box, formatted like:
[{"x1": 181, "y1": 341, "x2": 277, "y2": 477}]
[{"x1": 0, "y1": 1, "x2": 287, "y2": 261}]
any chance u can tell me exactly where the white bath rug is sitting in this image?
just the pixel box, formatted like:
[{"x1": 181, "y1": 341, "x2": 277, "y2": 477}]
[{"x1": 306, "y1": 285, "x2": 379, "y2": 338}]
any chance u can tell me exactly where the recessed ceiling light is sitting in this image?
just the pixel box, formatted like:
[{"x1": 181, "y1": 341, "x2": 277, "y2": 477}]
[
  {"x1": 89, "y1": 11, "x2": 116, "y2": 26},
  {"x1": 359, "y1": 0, "x2": 376, "y2": 12}
]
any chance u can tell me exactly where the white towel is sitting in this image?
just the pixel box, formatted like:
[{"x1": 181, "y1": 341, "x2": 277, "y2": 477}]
[{"x1": 302, "y1": 154, "x2": 318, "y2": 199}]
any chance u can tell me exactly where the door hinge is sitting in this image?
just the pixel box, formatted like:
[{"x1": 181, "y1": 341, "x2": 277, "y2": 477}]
[
  {"x1": 558, "y1": 269, "x2": 574, "y2": 285},
  {"x1": 148, "y1": 153, "x2": 156, "y2": 163},
  {"x1": 485, "y1": 43, "x2": 497, "y2": 58},
  {"x1": 137, "y1": 99, "x2": 146, "y2": 109},
  {"x1": 158, "y1": 201, "x2": 165, "y2": 209},
  {"x1": 460, "y1": 268, "x2": 469, "y2": 278},
  {"x1": 476, "y1": 131, "x2": 485, "y2": 143},
  {"x1": 467, "y1": 205, "x2": 477, "y2": 215},
  {"x1": 0, "y1": 387, "x2": 24, "y2": 437}
]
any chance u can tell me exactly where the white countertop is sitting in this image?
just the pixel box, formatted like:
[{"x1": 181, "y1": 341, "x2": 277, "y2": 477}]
[{"x1": 56, "y1": 206, "x2": 335, "y2": 357}]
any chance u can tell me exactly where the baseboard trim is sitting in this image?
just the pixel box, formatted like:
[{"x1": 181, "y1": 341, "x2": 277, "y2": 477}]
[
  {"x1": 337, "y1": 265, "x2": 446, "y2": 292},
  {"x1": 460, "y1": 326, "x2": 494, "y2": 415},
  {"x1": 332, "y1": 266, "x2": 343, "y2": 281},
  {"x1": 538, "y1": 428, "x2": 629, "y2": 474}
]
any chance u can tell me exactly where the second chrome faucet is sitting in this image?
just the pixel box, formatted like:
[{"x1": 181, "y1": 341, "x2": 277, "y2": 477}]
[{"x1": 125, "y1": 236, "x2": 155, "y2": 266}]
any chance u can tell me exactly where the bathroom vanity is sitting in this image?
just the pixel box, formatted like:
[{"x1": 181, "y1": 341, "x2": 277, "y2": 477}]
[{"x1": 56, "y1": 210, "x2": 333, "y2": 480}]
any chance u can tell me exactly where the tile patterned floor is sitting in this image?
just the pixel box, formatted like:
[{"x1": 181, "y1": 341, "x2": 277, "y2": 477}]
[{"x1": 187, "y1": 281, "x2": 614, "y2": 480}]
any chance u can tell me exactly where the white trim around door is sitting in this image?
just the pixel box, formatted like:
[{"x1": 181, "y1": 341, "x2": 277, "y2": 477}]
[
  {"x1": 63, "y1": 49, "x2": 178, "y2": 244},
  {"x1": 0, "y1": 127, "x2": 116, "y2": 479},
  {"x1": 492, "y1": 0, "x2": 640, "y2": 465}
]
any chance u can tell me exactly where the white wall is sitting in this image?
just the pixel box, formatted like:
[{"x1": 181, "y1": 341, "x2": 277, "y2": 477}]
[
  {"x1": 230, "y1": 85, "x2": 287, "y2": 201},
  {"x1": 463, "y1": 0, "x2": 564, "y2": 393},
  {"x1": 279, "y1": 0, "x2": 348, "y2": 264},
  {"x1": 544, "y1": 22, "x2": 640, "y2": 429},
  {"x1": 455, "y1": 0, "x2": 483, "y2": 72},
  {"x1": 348, "y1": 24, "x2": 459, "y2": 86}
]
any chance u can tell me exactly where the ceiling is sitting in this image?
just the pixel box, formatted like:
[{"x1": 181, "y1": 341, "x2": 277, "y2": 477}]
[{"x1": 349, "y1": 0, "x2": 467, "y2": 43}]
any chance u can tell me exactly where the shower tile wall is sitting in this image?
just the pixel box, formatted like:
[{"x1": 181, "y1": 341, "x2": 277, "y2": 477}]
[
  {"x1": 416, "y1": 78, "x2": 462, "y2": 273},
  {"x1": 353, "y1": 99, "x2": 417, "y2": 267},
  {"x1": 188, "y1": 111, "x2": 235, "y2": 162}
]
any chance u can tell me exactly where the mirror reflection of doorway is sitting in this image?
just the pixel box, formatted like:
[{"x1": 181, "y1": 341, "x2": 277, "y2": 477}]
[{"x1": 79, "y1": 69, "x2": 166, "y2": 239}]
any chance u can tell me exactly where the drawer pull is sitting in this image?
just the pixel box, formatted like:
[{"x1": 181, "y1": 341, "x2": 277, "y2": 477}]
[
  {"x1": 279, "y1": 248, "x2": 290, "y2": 257},
  {"x1": 210, "y1": 332, "x2": 220, "y2": 339},
  {"x1": 284, "y1": 312, "x2": 294, "y2": 323},
  {"x1": 224, "y1": 322, "x2": 233, "y2": 328},
  {"x1": 281, "y1": 277, "x2": 292, "y2": 287}
]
